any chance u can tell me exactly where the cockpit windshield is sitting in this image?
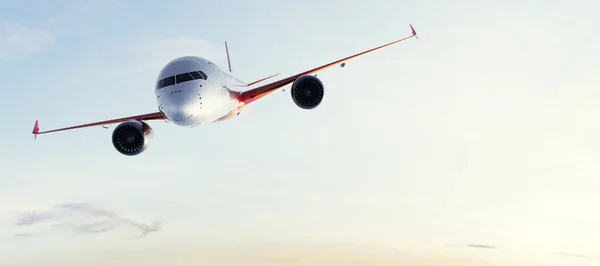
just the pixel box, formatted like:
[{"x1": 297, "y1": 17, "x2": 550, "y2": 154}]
[{"x1": 156, "y1": 70, "x2": 208, "y2": 90}]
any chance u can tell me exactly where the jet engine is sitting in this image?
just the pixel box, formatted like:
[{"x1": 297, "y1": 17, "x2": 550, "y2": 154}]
[
  {"x1": 111, "y1": 120, "x2": 153, "y2": 156},
  {"x1": 290, "y1": 75, "x2": 325, "y2": 109}
]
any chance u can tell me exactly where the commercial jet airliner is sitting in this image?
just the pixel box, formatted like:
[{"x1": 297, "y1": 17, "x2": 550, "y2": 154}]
[{"x1": 32, "y1": 24, "x2": 418, "y2": 156}]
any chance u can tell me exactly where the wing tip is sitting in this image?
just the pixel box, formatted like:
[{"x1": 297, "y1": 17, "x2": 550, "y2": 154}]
[
  {"x1": 409, "y1": 24, "x2": 418, "y2": 40},
  {"x1": 32, "y1": 120, "x2": 39, "y2": 140}
]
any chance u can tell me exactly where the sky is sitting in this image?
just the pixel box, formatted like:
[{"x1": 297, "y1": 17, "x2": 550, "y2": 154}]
[{"x1": 1, "y1": 0, "x2": 599, "y2": 265}]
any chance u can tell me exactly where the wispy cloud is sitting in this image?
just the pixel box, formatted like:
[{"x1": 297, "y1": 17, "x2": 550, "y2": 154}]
[
  {"x1": 552, "y1": 252, "x2": 600, "y2": 260},
  {"x1": 13, "y1": 210, "x2": 56, "y2": 226},
  {"x1": 13, "y1": 233, "x2": 37, "y2": 237},
  {"x1": 444, "y1": 244, "x2": 500, "y2": 249},
  {"x1": 12, "y1": 202, "x2": 161, "y2": 239},
  {"x1": 117, "y1": 37, "x2": 221, "y2": 77},
  {"x1": 0, "y1": 21, "x2": 55, "y2": 58},
  {"x1": 445, "y1": 245, "x2": 600, "y2": 260},
  {"x1": 465, "y1": 244, "x2": 498, "y2": 249},
  {"x1": 0, "y1": 1, "x2": 119, "y2": 59},
  {"x1": 47, "y1": 0, "x2": 121, "y2": 34}
]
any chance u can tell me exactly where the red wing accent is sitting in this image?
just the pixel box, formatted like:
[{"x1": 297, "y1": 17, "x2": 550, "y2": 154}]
[
  {"x1": 238, "y1": 24, "x2": 418, "y2": 105},
  {"x1": 32, "y1": 120, "x2": 40, "y2": 139},
  {"x1": 32, "y1": 111, "x2": 166, "y2": 138}
]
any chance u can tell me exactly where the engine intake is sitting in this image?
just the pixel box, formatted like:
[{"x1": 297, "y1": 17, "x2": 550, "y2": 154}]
[
  {"x1": 291, "y1": 75, "x2": 325, "y2": 109},
  {"x1": 111, "y1": 120, "x2": 153, "y2": 156}
]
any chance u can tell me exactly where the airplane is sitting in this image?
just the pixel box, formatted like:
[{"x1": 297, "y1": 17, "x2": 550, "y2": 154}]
[{"x1": 32, "y1": 24, "x2": 418, "y2": 156}]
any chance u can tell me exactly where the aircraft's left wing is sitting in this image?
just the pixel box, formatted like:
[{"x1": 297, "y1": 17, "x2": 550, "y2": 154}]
[
  {"x1": 238, "y1": 24, "x2": 418, "y2": 106},
  {"x1": 32, "y1": 111, "x2": 166, "y2": 139}
]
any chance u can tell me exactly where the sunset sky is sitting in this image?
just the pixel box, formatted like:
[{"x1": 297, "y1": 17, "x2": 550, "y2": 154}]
[{"x1": 1, "y1": 0, "x2": 599, "y2": 265}]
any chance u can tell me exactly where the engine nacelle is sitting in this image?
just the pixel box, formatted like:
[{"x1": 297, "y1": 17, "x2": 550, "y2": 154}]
[
  {"x1": 291, "y1": 75, "x2": 325, "y2": 109},
  {"x1": 111, "y1": 120, "x2": 153, "y2": 156}
]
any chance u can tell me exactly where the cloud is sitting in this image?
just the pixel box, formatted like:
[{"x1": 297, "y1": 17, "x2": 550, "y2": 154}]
[
  {"x1": 444, "y1": 244, "x2": 499, "y2": 249},
  {"x1": 12, "y1": 202, "x2": 161, "y2": 239},
  {"x1": 13, "y1": 210, "x2": 56, "y2": 226},
  {"x1": 124, "y1": 37, "x2": 221, "y2": 75},
  {"x1": 47, "y1": 0, "x2": 121, "y2": 34},
  {"x1": 13, "y1": 233, "x2": 37, "y2": 237},
  {"x1": 0, "y1": 21, "x2": 55, "y2": 58},
  {"x1": 0, "y1": 1, "x2": 120, "y2": 59},
  {"x1": 76, "y1": 241, "x2": 530, "y2": 266},
  {"x1": 552, "y1": 252, "x2": 600, "y2": 261},
  {"x1": 465, "y1": 244, "x2": 498, "y2": 249},
  {"x1": 56, "y1": 36, "x2": 221, "y2": 81},
  {"x1": 445, "y1": 245, "x2": 600, "y2": 260}
]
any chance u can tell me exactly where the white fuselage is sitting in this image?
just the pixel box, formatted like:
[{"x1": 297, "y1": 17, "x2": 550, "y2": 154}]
[{"x1": 154, "y1": 56, "x2": 240, "y2": 127}]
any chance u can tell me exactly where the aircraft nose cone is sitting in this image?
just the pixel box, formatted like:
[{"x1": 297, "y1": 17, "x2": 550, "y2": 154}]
[
  {"x1": 167, "y1": 102, "x2": 197, "y2": 121},
  {"x1": 163, "y1": 91, "x2": 199, "y2": 122},
  {"x1": 170, "y1": 110, "x2": 193, "y2": 122}
]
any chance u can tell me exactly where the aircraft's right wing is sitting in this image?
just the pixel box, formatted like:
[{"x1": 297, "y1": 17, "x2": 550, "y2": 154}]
[
  {"x1": 237, "y1": 24, "x2": 418, "y2": 106},
  {"x1": 32, "y1": 111, "x2": 166, "y2": 139}
]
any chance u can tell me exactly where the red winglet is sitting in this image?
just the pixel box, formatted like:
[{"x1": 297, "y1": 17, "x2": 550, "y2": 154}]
[{"x1": 32, "y1": 120, "x2": 40, "y2": 140}]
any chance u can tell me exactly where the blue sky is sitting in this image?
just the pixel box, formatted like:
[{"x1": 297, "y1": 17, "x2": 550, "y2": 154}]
[{"x1": 1, "y1": 0, "x2": 599, "y2": 265}]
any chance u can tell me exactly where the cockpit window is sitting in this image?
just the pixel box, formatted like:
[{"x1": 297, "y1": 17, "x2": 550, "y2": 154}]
[
  {"x1": 161, "y1": 76, "x2": 175, "y2": 87},
  {"x1": 198, "y1": 71, "x2": 208, "y2": 80},
  {"x1": 156, "y1": 70, "x2": 208, "y2": 90},
  {"x1": 189, "y1": 71, "x2": 202, "y2": 80},
  {"x1": 176, "y1": 73, "x2": 194, "y2": 84}
]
